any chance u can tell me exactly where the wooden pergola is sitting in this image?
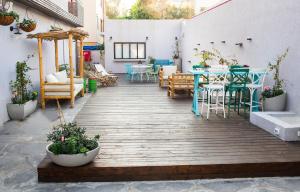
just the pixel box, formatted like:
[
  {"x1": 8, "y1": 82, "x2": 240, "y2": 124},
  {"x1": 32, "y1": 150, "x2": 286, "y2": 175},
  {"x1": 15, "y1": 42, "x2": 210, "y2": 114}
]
[{"x1": 28, "y1": 29, "x2": 89, "y2": 109}]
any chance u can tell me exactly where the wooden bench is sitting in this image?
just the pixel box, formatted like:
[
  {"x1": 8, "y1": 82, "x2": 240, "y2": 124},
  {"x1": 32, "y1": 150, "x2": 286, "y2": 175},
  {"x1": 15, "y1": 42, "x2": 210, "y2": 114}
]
[{"x1": 168, "y1": 73, "x2": 194, "y2": 98}]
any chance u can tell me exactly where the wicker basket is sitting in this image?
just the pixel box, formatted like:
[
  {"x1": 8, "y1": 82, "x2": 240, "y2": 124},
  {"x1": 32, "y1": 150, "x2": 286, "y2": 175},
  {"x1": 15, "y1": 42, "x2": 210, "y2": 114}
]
[
  {"x1": 0, "y1": 15, "x2": 14, "y2": 26},
  {"x1": 20, "y1": 23, "x2": 36, "y2": 32}
]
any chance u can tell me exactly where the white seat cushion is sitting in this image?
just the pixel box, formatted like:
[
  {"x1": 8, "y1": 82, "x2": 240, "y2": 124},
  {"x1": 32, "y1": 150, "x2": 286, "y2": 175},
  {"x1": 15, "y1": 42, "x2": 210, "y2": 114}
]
[
  {"x1": 44, "y1": 84, "x2": 83, "y2": 96},
  {"x1": 45, "y1": 74, "x2": 58, "y2": 83},
  {"x1": 94, "y1": 64, "x2": 110, "y2": 76},
  {"x1": 163, "y1": 66, "x2": 177, "y2": 77},
  {"x1": 54, "y1": 70, "x2": 68, "y2": 83},
  {"x1": 66, "y1": 78, "x2": 84, "y2": 84}
]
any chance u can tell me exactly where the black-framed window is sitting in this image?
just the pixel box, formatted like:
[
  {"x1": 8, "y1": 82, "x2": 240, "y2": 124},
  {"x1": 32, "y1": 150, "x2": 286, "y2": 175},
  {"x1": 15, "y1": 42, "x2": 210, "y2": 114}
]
[{"x1": 114, "y1": 42, "x2": 146, "y2": 59}]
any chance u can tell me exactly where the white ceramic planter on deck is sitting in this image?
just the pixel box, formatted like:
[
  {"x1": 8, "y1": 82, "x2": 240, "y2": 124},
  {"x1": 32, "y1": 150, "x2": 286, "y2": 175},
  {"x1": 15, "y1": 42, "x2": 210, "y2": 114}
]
[
  {"x1": 7, "y1": 100, "x2": 37, "y2": 120},
  {"x1": 263, "y1": 92, "x2": 287, "y2": 111},
  {"x1": 46, "y1": 143, "x2": 100, "y2": 167}
]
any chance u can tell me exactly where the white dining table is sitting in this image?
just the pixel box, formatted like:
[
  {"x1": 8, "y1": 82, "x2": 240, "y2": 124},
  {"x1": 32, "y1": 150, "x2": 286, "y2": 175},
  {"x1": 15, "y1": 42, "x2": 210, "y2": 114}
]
[{"x1": 132, "y1": 65, "x2": 149, "y2": 81}]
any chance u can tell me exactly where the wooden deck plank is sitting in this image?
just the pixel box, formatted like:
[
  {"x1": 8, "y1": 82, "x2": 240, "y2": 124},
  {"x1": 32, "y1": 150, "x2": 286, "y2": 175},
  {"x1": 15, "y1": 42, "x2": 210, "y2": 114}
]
[{"x1": 38, "y1": 76, "x2": 300, "y2": 182}]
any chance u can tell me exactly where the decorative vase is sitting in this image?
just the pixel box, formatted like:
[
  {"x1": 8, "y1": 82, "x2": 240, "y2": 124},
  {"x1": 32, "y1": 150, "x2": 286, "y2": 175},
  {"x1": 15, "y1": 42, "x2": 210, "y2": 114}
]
[
  {"x1": 19, "y1": 23, "x2": 36, "y2": 32},
  {"x1": 0, "y1": 15, "x2": 14, "y2": 26},
  {"x1": 46, "y1": 143, "x2": 100, "y2": 167},
  {"x1": 6, "y1": 100, "x2": 37, "y2": 120},
  {"x1": 263, "y1": 92, "x2": 287, "y2": 111}
]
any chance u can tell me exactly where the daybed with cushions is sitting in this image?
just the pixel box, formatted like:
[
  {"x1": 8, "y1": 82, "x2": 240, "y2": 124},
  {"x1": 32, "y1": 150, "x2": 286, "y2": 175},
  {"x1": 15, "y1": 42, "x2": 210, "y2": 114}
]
[
  {"x1": 159, "y1": 65, "x2": 178, "y2": 87},
  {"x1": 44, "y1": 70, "x2": 84, "y2": 109}
]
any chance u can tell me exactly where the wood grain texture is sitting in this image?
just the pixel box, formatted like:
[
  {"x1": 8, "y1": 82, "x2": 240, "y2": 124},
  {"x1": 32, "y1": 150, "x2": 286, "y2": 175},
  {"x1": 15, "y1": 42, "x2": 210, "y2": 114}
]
[{"x1": 38, "y1": 79, "x2": 300, "y2": 182}]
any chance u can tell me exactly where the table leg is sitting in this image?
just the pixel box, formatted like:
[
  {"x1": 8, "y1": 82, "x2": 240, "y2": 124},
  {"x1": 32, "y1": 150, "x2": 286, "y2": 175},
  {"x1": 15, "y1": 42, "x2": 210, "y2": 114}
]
[{"x1": 192, "y1": 74, "x2": 200, "y2": 116}]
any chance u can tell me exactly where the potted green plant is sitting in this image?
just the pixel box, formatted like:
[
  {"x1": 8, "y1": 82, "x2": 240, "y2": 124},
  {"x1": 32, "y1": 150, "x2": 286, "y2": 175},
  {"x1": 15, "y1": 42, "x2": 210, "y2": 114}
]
[
  {"x1": 46, "y1": 122, "x2": 100, "y2": 167},
  {"x1": 261, "y1": 48, "x2": 289, "y2": 111},
  {"x1": 173, "y1": 38, "x2": 182, "y2": 71},
  {"x1": 0, "y1": 0, "x2": 19, "y2": 26},
  {"x1": 7, "y1": 55, "x2": 38, "y2": 120},
  {"x1": 19, "y1": 18, "x2": 36, "y2": 32},
  {"x1": 193, "y1": 50, "x2": 215, "y2": 69}
]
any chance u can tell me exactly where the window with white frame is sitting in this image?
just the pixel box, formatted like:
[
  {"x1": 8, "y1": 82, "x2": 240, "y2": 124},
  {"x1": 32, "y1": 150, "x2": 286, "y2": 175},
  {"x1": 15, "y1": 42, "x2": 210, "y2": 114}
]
[{"x1": 114, "y1": 42, "x2": 146, "y2": 59}]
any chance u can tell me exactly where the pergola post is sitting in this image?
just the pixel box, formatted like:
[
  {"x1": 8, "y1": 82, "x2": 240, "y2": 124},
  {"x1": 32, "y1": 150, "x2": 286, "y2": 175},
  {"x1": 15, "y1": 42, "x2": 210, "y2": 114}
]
[
  {"x1": 38, "y1": 38, "x2": 45, "y2": 109},
  {"x1": 69, "y1": 33, "x2": 75, "y2": 108},
  {"x1": 79, "y1": 37, "x2": 84, "y2": 97},
  {"x1": 54, "y1": 39, "x2": 59, "y2": 72}
]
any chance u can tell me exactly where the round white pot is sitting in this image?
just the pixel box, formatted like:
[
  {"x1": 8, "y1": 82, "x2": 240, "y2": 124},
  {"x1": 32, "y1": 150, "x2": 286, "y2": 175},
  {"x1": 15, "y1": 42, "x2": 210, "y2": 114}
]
[
  {"x1": 263, "y1": 92, "x2": 287, "y2": 111},
  {"x1": 46, "y1": 143, "x2": 100, "y2": 167},
  {"x1": 7, "y1": 100, "x2": 37, "y2": 120}
]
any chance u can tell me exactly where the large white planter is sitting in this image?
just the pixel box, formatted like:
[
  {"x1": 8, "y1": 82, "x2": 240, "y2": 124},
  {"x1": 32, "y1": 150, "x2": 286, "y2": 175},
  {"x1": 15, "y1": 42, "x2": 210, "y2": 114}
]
[
  {"x1": 46, "y1": 143, "x2": 100, "y2": 167},
  {"x1": 263, "y1": 92, "x2": 287, "y2": 111},
  {"x1": 6, "y1": 100, "x2": 37, "y2": 120}
]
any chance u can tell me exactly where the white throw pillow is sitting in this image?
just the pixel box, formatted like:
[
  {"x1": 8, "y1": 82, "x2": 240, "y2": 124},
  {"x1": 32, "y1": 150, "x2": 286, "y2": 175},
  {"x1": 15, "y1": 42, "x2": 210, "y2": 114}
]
[
  {"x1": 45, "y1": 74, "x2": 58, "y2": 83},
  {"x1": 54, "y1": 70, "x2": 68, "y2": 83}
]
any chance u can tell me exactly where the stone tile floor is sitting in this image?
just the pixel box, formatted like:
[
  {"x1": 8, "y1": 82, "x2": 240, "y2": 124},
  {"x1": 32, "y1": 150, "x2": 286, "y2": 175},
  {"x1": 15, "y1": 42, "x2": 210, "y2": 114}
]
[{"x1": 1, "y1": 93, "x2": 300, "y2": 192}]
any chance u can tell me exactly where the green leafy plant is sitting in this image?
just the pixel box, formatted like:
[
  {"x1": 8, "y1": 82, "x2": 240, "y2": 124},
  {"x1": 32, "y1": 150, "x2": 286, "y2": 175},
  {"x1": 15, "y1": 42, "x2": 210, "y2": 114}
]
[
  {"x1": 0, "y1": 0, "x2": 19, "y2": 22},
  {"x1": 20, "y1": 18, "x2": 36, "y2": 28},
  {"x1": 194, "y1": 50, "x2": 215, "y2": 68},
  {"x1": 262, "y1": 48, "x2": 288, "y2": 99},
  {"x1": 10, "y1": 55, "x2": 37, "y2": 104},
  {"x1": 213, "y1": 48, "x2": 239, "y2": 66},
  {"x1": 148, "y1": 56, "x2": 155, "y2": 64},
  {"x1": 47, "y1": 122, "x2": 100, "y2": 155}
]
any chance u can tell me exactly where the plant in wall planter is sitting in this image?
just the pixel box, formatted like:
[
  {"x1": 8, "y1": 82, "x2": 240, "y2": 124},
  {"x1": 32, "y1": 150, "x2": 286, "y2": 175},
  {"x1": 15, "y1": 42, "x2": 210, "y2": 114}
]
[
  {"x1": 261, "y1": 48, "x2": 289, "y2": 111},
  {"x1": 0, "y1": 0, "x2": 19, "y2": 26},
  {"x1": 19, "y1": 18, "x2": 36, "y2": 32},
  {"x1": 7, "y1": 55, "x2": 38, "y2": 120},
  {"x1": 172, "y1": 38, "x2": 182, "y2": 71},
  {"x1": 46, "y1": 122, "x2": 100, "y2": 167}
]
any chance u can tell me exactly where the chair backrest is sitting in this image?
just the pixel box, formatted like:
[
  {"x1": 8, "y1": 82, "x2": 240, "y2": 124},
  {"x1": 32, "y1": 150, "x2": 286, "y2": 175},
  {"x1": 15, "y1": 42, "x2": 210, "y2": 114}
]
[
  {"x1": 208, "y1": 68, "x2": 227, "y2": 85},
  {"x1": 124, "y1": 63, "x2": 132, "y2": 74},
  {"x1": 94, "y1": 64, "x2": 109, "y2": 76},
  {"x1": 163, "y1": 66, "x2": 177, "y2": 76},
  {"x1": 228, "y1": 67, "x2": 250, "y2": 87},
  {"x1": 250, "y1": 68, "x2": 267, "y2": 87},
  {"x1": 154, "y1": 65, "x2": 160, "y2": 73},
  {"x1": 171, "y1": 73, "x2": 194, "y2": 85}
]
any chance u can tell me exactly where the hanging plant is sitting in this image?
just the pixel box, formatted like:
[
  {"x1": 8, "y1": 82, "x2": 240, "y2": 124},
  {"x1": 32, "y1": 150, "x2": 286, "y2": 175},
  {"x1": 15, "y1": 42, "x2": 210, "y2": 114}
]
[
  {"x1": 0, "y1": 0, "x2": 19, "y2": 26},
  {"x1": 19, "y1": 18, "x2": 36, "y2": 32}
]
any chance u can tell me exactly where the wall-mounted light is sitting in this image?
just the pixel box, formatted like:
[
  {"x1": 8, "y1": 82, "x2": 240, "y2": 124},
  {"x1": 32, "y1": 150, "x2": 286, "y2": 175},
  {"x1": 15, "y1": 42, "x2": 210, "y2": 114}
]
[
  {"x1": 197, "y1": 43, "x2": 200, "y2": 46},
  {"x1": 221, "y1": 41, "x2": 226, "y2": 43},
  {"x1": 175, "y1": 36, "x2": 178, "y2": 40},
  {"x1": 235, "y1": 42, "x2": 243, "y2": 47},
  {"x1": 10, "y1": 25, "x2": 22, "y2": 35},
  {"x1": 210, "y1": 41, "x2": 214, "y2": 44},
  {"x1": 109, "y1": 36, "x2": 112, "y2": 40},
  {"x1": 188, "y1": 60, "x2": 191, "y2": 63},
  {"x1": 247, "y1": 38, "x2": 252, "y2": 41},
  {"x1": 146, "y1": 36, "x2": 149, "y2": 41}
]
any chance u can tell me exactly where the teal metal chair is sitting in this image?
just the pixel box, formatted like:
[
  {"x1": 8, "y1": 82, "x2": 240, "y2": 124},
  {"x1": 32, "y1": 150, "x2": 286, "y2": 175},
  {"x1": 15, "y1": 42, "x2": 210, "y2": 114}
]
[
  {"x1": 225, "y1": 67, "x2": 249, "y2": 117},
  {"x1": 146, "y1": 65, "x2": 160, "y2": 82},
  {"x1": 124, "y1": 63, "x2": 138, "y2": 81}
]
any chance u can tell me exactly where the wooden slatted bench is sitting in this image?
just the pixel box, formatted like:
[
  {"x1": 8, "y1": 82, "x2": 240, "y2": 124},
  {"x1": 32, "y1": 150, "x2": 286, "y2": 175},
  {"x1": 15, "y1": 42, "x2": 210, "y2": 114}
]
[{"x1": 168, "y1": 73, "x2": 194, "y2": 98}]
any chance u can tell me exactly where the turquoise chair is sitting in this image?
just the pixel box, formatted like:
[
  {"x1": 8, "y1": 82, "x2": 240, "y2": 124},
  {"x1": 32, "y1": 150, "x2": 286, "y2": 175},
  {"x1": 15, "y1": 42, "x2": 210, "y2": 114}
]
[
  {"x1": 225, "y1": 67, "x2": 249, "y2": 117},
  {"x1": 146, "y1": 65, "x2": 160, "y2": 82},
  {"x1": 124, "y1": 64, "x2": 135, "y2": 80}
]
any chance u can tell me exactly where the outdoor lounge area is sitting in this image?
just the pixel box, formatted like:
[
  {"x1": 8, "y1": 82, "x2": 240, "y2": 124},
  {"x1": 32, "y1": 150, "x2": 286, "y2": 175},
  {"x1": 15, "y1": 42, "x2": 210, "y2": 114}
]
[{"x1": 2, "y1": 0, "x2": 300, "y2": 191}]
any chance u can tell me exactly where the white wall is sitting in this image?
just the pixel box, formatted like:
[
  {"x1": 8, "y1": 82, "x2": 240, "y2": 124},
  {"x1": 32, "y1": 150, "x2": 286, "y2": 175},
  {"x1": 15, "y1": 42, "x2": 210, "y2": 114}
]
[
  {"x1": 0, "y1": 2, "x2": 75, "y2": 126},
  {"x1": 104, "y1": 19, "x2": 181, "y2": 73},
  {"x1": 81, "y1": 0, "x2": 101, "y2": 43},
  {"x1": 181, "y1": 0, "x2": 300, "y2": 113}
]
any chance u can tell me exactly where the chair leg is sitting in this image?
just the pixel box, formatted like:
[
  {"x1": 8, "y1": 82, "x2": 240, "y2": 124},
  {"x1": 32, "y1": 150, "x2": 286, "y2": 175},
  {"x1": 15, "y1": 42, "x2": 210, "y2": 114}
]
[
  {"x1": 216, "y1": 90, "x2": 219, "y2": 115},
  {"x1": 201, "y1": 90, "x2": 205, "y2": 116},
  {"x1": 41, "y1": 99, "x2": 46, "y2": 110},
  {"x1": 250, "y1": 89, "x2": 254, "y2": 113},
  {"x1": 222, "y1": 89, "x2": 226, "y2": 118},
  {"x1": 80, "y1": 89, "x2": 84, "y2": 97},
  {"x1": 70, "y1": 97, "x2": 75, "y2": 108},
  {"x1": 228, "y1": 91, "x2": 232, "y2": 118},
  {"x1": 207, "y1": 90, "x2": 211, "y2": 119},
  {"x1": 237, "y1": 90, "x2": 241, "y2": 115},
  {"x1": 243, "y1": 89, "x2": 247, "y2": 116}
]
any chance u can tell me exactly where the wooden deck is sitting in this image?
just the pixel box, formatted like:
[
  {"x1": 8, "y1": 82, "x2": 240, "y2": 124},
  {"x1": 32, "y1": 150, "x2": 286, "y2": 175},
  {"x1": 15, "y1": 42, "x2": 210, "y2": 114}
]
[{"x1": 38, "y1": 77, "x2": 300, "y2": 182}]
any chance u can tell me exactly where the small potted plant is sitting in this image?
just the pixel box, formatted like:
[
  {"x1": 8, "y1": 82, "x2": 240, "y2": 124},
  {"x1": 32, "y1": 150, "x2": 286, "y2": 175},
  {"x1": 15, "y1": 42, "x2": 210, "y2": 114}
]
[
  {"x1": 0, "y1": 0, "x2": 19, "y2": 26},
  {"x1": 193, "y1": 50, "x2": 215, "y2": 69},
  {"x1": 19, "y1": 18, "x2": 36, "y2": 32},
  {"x1": 46, "y1": 122, "x2": 100, "y2": 167},
  {"x1": 7, "y1": 55, "x2": 38, "y2": 120},
  {"x1": 173, "y1": 38, "x2": 182, "y2": 71},
  {"x1": 261, "y1": 48, "x2": 289, "y2": 111}
]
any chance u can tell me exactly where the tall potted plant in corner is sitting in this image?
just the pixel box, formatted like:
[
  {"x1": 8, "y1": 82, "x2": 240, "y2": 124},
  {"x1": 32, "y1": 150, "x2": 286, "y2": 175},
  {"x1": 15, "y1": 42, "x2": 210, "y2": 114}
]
[
  {"x1": 173, "y1": 38, "x2": 182, "y2": 72},
  {"x1": 262, "y1": 48, "x2": 289, "y2": 111},
  {"x1": 7, "y1": 55, "x2": 38, "y2": 120}
]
